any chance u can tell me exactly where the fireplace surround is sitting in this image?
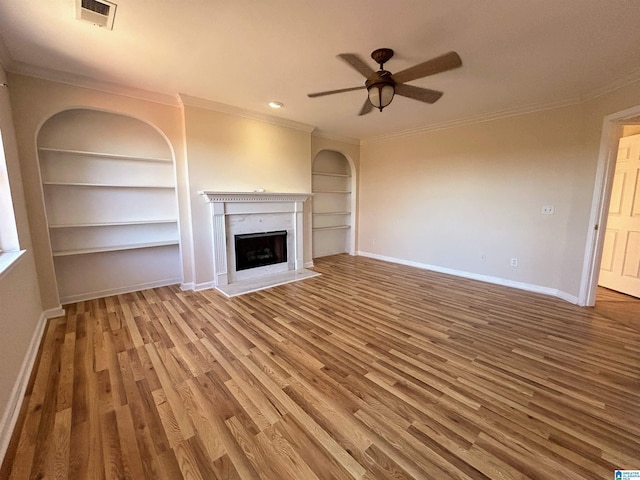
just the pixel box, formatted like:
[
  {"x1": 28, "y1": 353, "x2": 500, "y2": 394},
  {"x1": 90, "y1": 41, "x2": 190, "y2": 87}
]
[{"x1": 199, "y1": 191, "x2": 317, "y2": 295}]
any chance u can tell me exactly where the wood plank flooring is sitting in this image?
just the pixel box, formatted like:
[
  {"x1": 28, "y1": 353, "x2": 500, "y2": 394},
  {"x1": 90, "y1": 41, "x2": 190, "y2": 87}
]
[{"x1": 2, "y1": 254, "x2": 639, "y2": 479}]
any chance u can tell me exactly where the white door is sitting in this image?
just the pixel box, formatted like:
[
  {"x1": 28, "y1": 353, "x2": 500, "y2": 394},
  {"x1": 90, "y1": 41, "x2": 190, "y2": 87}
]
[{"x1": 598, "y1": 133, "x2": 640, "y2": 298}]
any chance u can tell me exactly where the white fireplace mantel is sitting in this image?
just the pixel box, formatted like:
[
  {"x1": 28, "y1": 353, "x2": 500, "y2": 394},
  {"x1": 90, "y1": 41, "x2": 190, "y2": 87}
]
[
  {"x1": 199, "y1": 191, "x2": 312, "y2": 290},
  {"x1": 199, "y1": 191, "x2": 312, "y2": 204}
]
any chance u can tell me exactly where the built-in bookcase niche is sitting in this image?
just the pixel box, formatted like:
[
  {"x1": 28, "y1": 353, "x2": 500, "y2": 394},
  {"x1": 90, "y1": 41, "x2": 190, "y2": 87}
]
[
  {"x1": 312, "y1": 150, "x2": 354, "y2": 257},
  {"x1": 38, "y1": 109, "x2": 181, "y2": 304}
]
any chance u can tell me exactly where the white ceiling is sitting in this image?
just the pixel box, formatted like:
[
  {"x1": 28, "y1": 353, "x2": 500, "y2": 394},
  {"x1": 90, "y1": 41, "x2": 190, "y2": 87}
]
[{"x1": 1, "y1": 0, "x2": 640, "y2": 141}]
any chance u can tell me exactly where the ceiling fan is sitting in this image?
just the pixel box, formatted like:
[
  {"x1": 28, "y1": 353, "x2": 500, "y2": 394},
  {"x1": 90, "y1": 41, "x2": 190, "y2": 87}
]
[{"x1": 308, "y1": 48, "x2": 462, "y2": 115}]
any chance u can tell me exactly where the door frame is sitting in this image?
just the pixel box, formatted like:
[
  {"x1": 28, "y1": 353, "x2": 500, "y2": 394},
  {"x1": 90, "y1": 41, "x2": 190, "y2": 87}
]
[{"x1": 579, "y1": 104, "x2": 640, "y2": 306}]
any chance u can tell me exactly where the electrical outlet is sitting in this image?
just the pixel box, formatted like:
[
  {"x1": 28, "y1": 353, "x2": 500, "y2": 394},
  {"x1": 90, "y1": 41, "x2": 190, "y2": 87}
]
[
  {"x1": 541, "y1": 205, "x2": 555, "y2": 215},
  {"x1": 510, "y1": 258, "x2": 518, "y2": 267}
]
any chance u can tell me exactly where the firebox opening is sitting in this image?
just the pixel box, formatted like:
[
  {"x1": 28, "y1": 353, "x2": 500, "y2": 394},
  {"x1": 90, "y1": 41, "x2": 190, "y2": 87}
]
[{"x1": 235, "y1": 230, "x2": 287, "y2": 271}]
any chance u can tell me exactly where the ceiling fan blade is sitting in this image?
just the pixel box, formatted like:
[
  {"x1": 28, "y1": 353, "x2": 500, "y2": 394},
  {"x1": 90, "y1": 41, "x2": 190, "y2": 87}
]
[
  {"x1": 392, "y1": 51, "x2": 462, "y2": 84},
  {"x1": 338, "y1": 53, "x2": 376, "y2": 78},
  {"x1": 358, "y1": 98, "x2": 373, "y2": 116},
  {"x1": 394, "y1": 84, "x2": 444, "y2": 104},
  {"x1": 308, "y1": 85, "x2": 366, "y2": 98}
]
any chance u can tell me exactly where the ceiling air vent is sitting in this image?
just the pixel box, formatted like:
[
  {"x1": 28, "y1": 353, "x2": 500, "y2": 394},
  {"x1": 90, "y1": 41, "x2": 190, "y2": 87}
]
[{"x1": 76, "y1": 0, "x2": 117, "y2": 30}]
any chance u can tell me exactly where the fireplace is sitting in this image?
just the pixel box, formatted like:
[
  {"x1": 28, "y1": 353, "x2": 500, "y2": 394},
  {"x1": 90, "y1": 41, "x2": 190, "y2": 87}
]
[
  {"x1": 199, "y1": 191, "x2": 315, "y2": 293},
  {"x1": 235, "y1": 230, "x2": 287, "y2": 271}
]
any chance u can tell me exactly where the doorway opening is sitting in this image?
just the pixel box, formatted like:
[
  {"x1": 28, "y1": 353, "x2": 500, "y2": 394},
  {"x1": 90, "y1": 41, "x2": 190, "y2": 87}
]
[
  {"x1": 582, "y1": 108, "x2": 640, "y2": 306},
  {"x1": 597, "y1": 127, "x2": 640, "y2": 299}
]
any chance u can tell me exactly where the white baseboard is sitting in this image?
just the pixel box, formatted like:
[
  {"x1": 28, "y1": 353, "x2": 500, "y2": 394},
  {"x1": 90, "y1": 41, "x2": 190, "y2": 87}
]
[
  {"x1": 304, "y1": 261, "x2": 315, "y2": 268},
  {"x1": 59, "y1": 277, "x2": 182, "y2": 304},
  {"x1": 0, "y1": 310, "x2": 49, "y2": 465},
  {"x1": 43, "y1": 306, "x2": 65, "y2": 319},
  {"x1": 554, "y1": 289, "x2": 580, "y2": 305},
  {"x1": 357, "y1": 251, "x2": 579, "y2": 305},
  {"x1": 193, "y1": 281, "x2": 216, "y2": 292}
]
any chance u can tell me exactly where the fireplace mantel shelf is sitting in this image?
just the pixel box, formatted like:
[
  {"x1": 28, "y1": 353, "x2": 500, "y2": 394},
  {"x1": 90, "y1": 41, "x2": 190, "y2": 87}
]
[{"x1": 199, "y1": 191, "x2": 312, "y2": 203}]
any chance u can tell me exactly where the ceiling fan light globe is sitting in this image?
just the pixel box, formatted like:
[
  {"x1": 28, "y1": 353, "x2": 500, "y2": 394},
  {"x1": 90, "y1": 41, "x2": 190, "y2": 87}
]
[{"x1": 368, "y1": 84, "x2": 395, "y2": 111}]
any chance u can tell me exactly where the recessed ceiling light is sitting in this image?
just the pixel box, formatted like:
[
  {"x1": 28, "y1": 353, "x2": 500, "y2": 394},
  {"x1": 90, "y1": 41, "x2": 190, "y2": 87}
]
[{"x1": 268, "y1": 101, "x2": 284, "y2": 109}]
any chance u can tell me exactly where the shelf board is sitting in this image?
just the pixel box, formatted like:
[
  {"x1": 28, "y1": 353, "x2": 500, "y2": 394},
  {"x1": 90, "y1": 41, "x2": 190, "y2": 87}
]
[
  {"x1": 39, "y1": 147, "x2": 172, "y2": 163},
  {"x1": 312, "y1": 171, "x2": 351, "y2": 178},
  {"x1": 312, "y1": 225, "x2": 351, "y2": 231},
  {"x1": 312, "y1": 211, "x2": 351, "y2": 216},
  {"x1": 49, "y1": 219, "x2": 178, "y2": 228},
  {"x1": 52, "y1": 240, "x2": 179, "y2": 257},
  {"x1": 43, "y1": 182, "x2": 175, "y2": 189},
  {"x1": 313, "y1": 190, "x2": 351, "y2": 194}
]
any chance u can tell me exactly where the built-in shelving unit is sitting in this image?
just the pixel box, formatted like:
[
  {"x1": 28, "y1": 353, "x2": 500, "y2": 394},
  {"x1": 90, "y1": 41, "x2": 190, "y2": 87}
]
[
  {"x1": 312, "y1": 151, "x2": 354, "y2": 258},
  {"x1": 38, "y1": 109, "x2": 181, "y2": 304}
]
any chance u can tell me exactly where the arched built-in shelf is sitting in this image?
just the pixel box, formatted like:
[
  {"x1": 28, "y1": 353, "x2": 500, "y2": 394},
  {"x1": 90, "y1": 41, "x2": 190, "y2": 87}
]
[
  {"x1": 38, "y1": 109, "x2": 181, "y2": 304},
  {"x1": 312, "y1": 150, "x2": 354, "y2": 257}
]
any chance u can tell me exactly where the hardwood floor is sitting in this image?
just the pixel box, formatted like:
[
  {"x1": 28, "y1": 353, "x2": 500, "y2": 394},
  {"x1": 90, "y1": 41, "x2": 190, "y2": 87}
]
[{"x1": 2, "y1": 254, "x2": 639, "y2": 479}]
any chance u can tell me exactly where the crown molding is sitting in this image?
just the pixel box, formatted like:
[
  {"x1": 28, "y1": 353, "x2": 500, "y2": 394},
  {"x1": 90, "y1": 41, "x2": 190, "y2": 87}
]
[
  {"x1": 361, "y1": 96, "x2": 583, "y2": 144},
  {"x1": 6, "y1": 60, "x2": 181, "y2": 107},
  {"x1": 311, "y1": 129, "x2": 360, "y2": 146},
  {"x1": 581, "y1": 66, "x2": 640, "y2": 101},
  {"x1": 179, "y1": 94, "x2": 316, "y2": 133}
]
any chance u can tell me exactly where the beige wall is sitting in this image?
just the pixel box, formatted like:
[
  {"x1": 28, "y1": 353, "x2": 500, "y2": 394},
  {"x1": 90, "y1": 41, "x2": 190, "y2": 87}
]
[
  {"x1": 182, "y1": 104, "x2": 313, "y2": 285},
  {"x1": 8, "y1": 74, "x2": 191, "y2": 309},
  {"x1": 0, "y1": 65, "x2": 44, "y2": 451},
  {"x1": 359, "y1": 81, "x2": 640, "y2": 299}
]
